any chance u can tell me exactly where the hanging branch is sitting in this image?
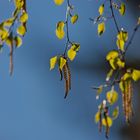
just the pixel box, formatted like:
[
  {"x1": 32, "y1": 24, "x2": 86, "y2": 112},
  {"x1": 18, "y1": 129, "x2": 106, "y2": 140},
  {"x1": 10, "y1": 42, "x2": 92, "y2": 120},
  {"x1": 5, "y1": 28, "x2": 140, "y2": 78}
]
[
  {"x1": 92, "y1": 0, "x2": 140, "y2": 137},
  {"x1": 0, "y1": 0, "x2": 28, "y2": 75},
  {"x1": 50, "y1": 0, "x2": 80, "y2": 98}
]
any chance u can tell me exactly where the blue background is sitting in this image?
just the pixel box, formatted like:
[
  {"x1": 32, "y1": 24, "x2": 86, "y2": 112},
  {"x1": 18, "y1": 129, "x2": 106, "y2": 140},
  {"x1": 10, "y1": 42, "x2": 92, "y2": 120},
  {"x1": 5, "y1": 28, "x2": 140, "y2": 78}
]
[{"x1": 0, "y1": 0, "x2": 140, "y2": 140}]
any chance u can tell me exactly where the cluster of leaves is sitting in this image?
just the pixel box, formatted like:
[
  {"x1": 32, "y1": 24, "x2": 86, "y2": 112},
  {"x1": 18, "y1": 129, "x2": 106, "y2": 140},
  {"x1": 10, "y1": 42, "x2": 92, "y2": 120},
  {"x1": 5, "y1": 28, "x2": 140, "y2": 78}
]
[
  {"x1": 0, "y1": 0, "x2": 28, "y2": 75},
  {"x1": 50, "y1": 0, "x2": 80, "y2": 98},
  {"x1": 92, "y1": 0, "x2": 140, "y2": 138}
]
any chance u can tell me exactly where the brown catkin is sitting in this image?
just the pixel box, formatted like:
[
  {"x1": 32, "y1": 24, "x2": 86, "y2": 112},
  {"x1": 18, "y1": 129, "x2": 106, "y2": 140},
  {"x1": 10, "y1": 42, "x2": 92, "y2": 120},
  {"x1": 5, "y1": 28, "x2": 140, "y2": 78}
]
[
  {"x1": 122, "y1": 91, "x2": 126, "y2": 119},
  {"x1": 66, "y1": 62, "x2": 71, "y2": 90},
  {"x1": 104, "y1": 113, "x2": 109, "y2": 138},
  {"x1": 128, "y1": 80, "x2": 133, "y2": 120},
  {"x1": 22, "y1": 0, "x2": 27, "y2": 32},
  {"x1": 123, "y1": 80, "x2": 133, "y2": 123},
  {"x1": 59, "y1": 68, "x2": 63, "y2": 81},
  {"x1": 9, "y1": 43, "x2": 14, "y2": 76},
  {"x1": 125, "y1": 81, "x2": 129, "y2": 122},
  {"x1": 63, "y1": 64, "x2": 69, "y2": 99},
  {"x1": 99, "y1": 112, "x2": 102, "y2": 132}
]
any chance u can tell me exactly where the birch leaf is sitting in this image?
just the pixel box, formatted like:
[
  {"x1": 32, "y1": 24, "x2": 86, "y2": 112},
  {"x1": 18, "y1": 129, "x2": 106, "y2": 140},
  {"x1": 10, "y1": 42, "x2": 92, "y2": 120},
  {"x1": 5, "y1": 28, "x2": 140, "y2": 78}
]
[
  {"x1": 54, "y1": 0, "x2": 64, "y2": 6},
  {"x1": 132, "y1": 69, "x2": 140, "y2": 81},
  {"x1": 119, "y1": 3, "x2": 126, "y2": 16},
  {"x1": 99, "y1": 4, "x2": 104, "y2": 15},
  {"x1": 98, "y1": 22, "x2": 105, "y2": 36},
  {"x1": 71, "y1": 14, "x2": 78, "y2": 24},
  {"x1": 102, "y1": 117, "x2": 113, "y2": 127},
  {"x1": 50, "y1": 56, "x2": 57, "y2": 70}
]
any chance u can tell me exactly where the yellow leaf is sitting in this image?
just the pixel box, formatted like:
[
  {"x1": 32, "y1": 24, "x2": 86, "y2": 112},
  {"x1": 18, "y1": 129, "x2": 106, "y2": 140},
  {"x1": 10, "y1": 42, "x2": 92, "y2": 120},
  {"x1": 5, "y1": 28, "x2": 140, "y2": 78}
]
[
  {"x1": 132, "y1": 69, "x2": 140, "y2": 81},
  {"x1": 98, "y1": 22, "x2": 105, "y2": 36},
  {"x1": 119, "y1": 81, "x2": 125, "y2": 92},
  {"x1": 102, "y1": 117, "x2": 113, "y2": 127},
  {"x1": 17, "y1": 25, "x2": 26, "y2": 36},
  {"x1": 116, "y1": 39, "x2": 125, "y2": 51},
  {"x1": 14, "y1": 0, "x2": 24, "y2": 9},
  {"x1": 56, "y1": 21, "x2": 65, "y2": 30},
  {"x1": 67, "y1": 43, "x2": 80, "y2": 61},
  {"x1": 112, "y1": 107, "x2": 119, "y2": 120},
  {"x1": 117, "y1": 58, "x2": 125, "y2": 68},
  {"x1": 15, "y1": 36, "x2": 22, "y2": 47},
  {"x1": 67, "y1": 49, "x2": 76, "y2": 61},
  {"x1": 71, "y1": 43, "x2": 80, "y2": 51},
  {"x1": 59, "y1": 57, "x2": 66, "y2": 70},
  {"x1": 106, "y1": 51, "x2": 119, "y2": 61},
  {"x1": 109, "y1": 59, "x2": 117, "y2": 70},
  {"x1": 56, "y1": 29, "x2": 65, "y2": 39},
  {"x1": 56, "y1": 21, "x2": 65, "y2": 39},
  {"x1": 119, "y1": 3, "x2": 126, "y2": 16},
  {"x1": 71, "y1": 14, "x2": 78, "y2": 24},
  {"x1": 99, "y1": 4, "x2": 104, "y2": 15},
  {"x1": 20, "y1": 12, "x2": 28, "y2": 23},
  {"x1": 106, "y1": 69, "x2": 114, "y2": 81},
  {"x1": 106, "y1": 90, "x2": 118, "y2": 105},
  {"x1": 5, "y1": 37, "x2": 13, "y2": 47},
  {"x1": 50, "y1": 56, "x2": 57, "y2": 70},
  {"x1": 95, "y1": 112, "x2": 100, "y2": 123},
  {"x1": 54, "y1": 0, "x2": 64, "y2": 5},
  {"x1": 3, "y1": 18, "x2": 14, "y2": 27},
  {"x1": 117, "y1": 31, "x2": 128, "y2": 42},
  {"x1": 0, "y1": 28, "x2": 8, "y2": 40},
  {"x1": 123, "y1": 72, "x2": 132, "y2": 81}
]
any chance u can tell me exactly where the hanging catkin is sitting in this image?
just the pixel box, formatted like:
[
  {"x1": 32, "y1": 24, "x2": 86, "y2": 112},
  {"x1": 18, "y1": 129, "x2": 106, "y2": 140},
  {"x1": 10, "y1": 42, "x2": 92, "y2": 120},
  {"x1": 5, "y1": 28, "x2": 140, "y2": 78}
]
[
  {"x1": 63, "y1": 64, "x2": 69, "y2": 99},
  {"x1": 66, "y1": 62, "x2": 71, "y2": 90}
]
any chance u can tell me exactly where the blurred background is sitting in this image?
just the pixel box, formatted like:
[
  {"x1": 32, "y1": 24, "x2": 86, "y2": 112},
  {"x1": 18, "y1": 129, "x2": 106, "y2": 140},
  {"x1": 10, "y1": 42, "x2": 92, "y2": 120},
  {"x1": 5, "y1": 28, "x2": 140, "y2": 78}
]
[{"x1": 0, "y1": 0, "x2": 140, "y2": 140}]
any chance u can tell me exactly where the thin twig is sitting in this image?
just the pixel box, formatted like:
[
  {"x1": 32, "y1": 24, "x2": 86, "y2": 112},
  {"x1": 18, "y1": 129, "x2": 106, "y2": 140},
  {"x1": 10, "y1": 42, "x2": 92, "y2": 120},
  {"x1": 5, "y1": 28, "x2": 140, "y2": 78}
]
[
  {"x1": 125, "y1": 24, "x2": 140, "y2": 52},
  {"x1": 63, "y1": 0, "x2": 72, "y2": 56},
  {"x1": 109, "y1": 0, "x2": 120, "y2": 33}
]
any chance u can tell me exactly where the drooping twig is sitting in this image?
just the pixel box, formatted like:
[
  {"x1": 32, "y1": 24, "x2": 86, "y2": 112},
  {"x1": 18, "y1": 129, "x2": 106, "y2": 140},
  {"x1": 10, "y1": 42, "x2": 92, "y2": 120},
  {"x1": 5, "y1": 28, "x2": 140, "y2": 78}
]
[
  {"x1": 109, "y1": 0, "x2": 120, "y2": 33},
  {"x1": 125, "y1": 24, "x2": 140, "y2": 52},
  {"x1": 63, "y1": 0, "x2": 72, "y2": 56}
]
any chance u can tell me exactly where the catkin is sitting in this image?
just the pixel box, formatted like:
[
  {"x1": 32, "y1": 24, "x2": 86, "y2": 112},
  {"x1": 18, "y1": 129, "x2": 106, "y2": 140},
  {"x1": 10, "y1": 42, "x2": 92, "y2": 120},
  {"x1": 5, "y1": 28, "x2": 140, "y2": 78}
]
[
  {"x1": 63, "y1": 64, "x2": 69, "y2": 99},
  {"x1": 59, "y1": 68, "x2": 63, "y2": 81},
  {"x1": 122, "y1": 80, "x2": 133, "y2": 123},
  {"x1": 66, "y1": 62, "x2": 71, "y2": 90}
]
